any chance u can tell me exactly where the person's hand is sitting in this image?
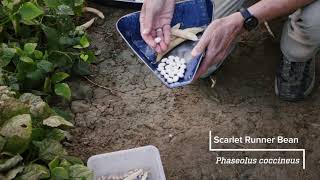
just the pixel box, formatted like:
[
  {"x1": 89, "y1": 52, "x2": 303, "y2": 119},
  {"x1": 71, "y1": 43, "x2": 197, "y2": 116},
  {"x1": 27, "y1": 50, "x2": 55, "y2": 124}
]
[
  {"x1": 140, "y1": 0, "x2": 175, "y2": 53},
  {"x1": 191, "y1": 13, "x2": 244, "y2": 80}
]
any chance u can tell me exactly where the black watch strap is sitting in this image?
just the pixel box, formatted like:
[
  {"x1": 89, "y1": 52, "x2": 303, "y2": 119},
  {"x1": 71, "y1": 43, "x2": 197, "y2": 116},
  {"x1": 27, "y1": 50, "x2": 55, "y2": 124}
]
[
  {"x1": 239, "y1": 8, "x2": 259, "y2": 31},
  {"x1": 239, "y1": 8, "x2": 252, "y2": 20}
]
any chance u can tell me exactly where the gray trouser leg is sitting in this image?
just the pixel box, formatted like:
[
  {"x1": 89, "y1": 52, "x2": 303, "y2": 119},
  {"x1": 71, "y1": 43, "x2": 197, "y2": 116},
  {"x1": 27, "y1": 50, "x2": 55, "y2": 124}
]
[
  {"x1": 281, "y1": 0, "x2": 320, "y2": 62},
  {"x1": 213, "y1": 0, "x2": 245, "y2": 20},
  {"x1": 201, "y1": 0, "x2": 245, "y2": 78}
]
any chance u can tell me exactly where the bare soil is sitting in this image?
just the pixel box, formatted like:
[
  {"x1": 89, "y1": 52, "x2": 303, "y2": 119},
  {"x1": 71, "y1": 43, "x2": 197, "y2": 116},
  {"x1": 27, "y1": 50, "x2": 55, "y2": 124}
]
[{"x1": 67, "y1": 4, "x2": 320, "y2": 180}]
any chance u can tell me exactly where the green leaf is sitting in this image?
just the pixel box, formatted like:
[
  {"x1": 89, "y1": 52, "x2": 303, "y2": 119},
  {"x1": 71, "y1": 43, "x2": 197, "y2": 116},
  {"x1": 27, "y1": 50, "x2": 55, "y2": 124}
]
[
  {"x1": 52, "y1": 108, "x2": 74, "y2": 121},
  {"x1": 37, "y1": 60, "x2": 53, "y2": 73},
  {"x1": 19, "y1": 164, "x2": 50, "y2": 180},
  {"x1": 14, "y1": 47, "x2": 24, "y2": 56},
  {"x1": 2, "y1": 1, "x2": 14, "y2": 10},
  {"x1": 80, "y1": 54, "x2": 89, "y2": 61},
  {"x1": 74, "y1": 0, "x2": 84, "y2": 6},
  {"x1": 60, "y1": 156, "x2": 83, "y2": 165},
  {"x1": 84, "y1": 51, "x2": 96, "y2": 63},
  {"x1": 59, "y1": 159, "x2": 72, "y2": 169},
  {"x1": 33, "y1": 139, "x2": 67, "y2": 162},
  {"x1": 48, "y1": 156, "x2": 60, "y2": 171},
  {"x1": 54, "y1": 83, "x2": 71, "y2": 100},
  {"x1": 0, "y1": 95, "x2": 29, "y2": 120},
  {"x1": 80, "y1": 36, "x2": 89, "y2": 47},
  {"x1": 41, "y1": 25, "x2": 59, "y2": 50},
  {"x1": 48, "y1": 52, "x2": 72, "y2": 67},
  {"x1": 51, "y1": 167, "x2": 69, "y2": 179},
  {"x1": 26, "y1": 69, "x2": 44, "y2": 81},
  {"x1": 0, "y1": 155, "x2": 23, "y2": 172},
  {"x1": 24, "y1": 43, "x2": 37, "y2": 55},
  {"x1": 44, "y1": 0, "x2": 60, "y2": 8},
  {"x1": 34, "y1": 50, "x2": 43, "y2": 59},
  {"x1": 69, "y1": 164, "x2": 93, "y2": 180},
  {"x1": 56, "y1": 5, "x2": 74, "y2": 15},
  {"x1": 19, "y1": 93, "x2": 53, "y2": 119},
  {"x1": 0, "y1": 47, "x2": 16, "y2": 68},
  {"x1": 73, "y1": 36, "x2": 89, "y2": 49},
  {"x1": 43, "y1": 115, "x2": 74, "y2": 128},
  {"x1": 21, "y1": 19, "x2": 40, "y2": 25},
  {"x1": 5, "y1": 166, "x2": 24, "y2": 180},
  {"x1": 20, "y1": 56, "x2": 33, "y2": 63},
  {"x1": 0, "y1": 114, "x2": 32, "y2": 154},
  {"x1": 59, "y1": 36, "x2": 79, "y2": 46},
  {"x1": 51, "y1": 72, "x2": 69, "y2": 84},
  {"x1": 46, "y1": 128, "x2": 70, "y2": 141},
  {"x1": 19, "y1": 2, "x2": 44, "y2": 20}
]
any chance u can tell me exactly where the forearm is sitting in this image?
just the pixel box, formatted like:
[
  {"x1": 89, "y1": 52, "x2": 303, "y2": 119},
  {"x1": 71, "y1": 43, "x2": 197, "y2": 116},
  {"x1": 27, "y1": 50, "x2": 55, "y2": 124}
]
[{"x1": 248, "y1": 0, "x2": 315, "y2": 22}]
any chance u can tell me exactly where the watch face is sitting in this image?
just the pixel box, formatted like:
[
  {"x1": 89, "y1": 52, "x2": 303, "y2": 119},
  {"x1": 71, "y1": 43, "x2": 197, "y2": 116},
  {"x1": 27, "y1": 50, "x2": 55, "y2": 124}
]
[{"x1": 244, "y1": 17, "x2": 259, "y2": 31}]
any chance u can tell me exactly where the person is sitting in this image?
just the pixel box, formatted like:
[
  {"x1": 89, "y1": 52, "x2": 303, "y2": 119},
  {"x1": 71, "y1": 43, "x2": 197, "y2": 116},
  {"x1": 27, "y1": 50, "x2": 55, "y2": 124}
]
[{"x1": 139, "y1": 0, "x2": 320, "y2": 101}]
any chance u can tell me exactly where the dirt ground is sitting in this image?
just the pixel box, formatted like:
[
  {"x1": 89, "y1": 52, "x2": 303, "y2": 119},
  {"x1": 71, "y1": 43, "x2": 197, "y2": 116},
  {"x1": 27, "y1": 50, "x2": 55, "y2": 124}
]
[{"x1": 66, "y1": 4, "x2": 320, "y2": 180}]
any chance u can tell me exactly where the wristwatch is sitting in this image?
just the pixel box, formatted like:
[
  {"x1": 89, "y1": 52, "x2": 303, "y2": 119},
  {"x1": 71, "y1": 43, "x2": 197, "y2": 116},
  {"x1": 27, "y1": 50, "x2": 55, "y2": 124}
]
[{"x1": 239, "y1": 8, "x2": 259, "y2": 31}]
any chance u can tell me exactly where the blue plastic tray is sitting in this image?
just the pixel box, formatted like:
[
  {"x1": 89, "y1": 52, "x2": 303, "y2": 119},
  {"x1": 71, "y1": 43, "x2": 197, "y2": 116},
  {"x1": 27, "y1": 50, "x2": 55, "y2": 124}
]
[{"x1": 116, "y1": 0, "x2": 214, "y2": 88}]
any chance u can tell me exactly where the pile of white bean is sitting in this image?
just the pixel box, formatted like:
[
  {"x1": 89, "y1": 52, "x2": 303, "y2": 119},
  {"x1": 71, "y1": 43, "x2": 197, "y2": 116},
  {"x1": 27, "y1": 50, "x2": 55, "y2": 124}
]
[
  {"x1": 97, "y1": 169, "x2": 149, "y2": 180},
  {"x1": 157, "y1": 56, "x2": 187, "y2": 84}
]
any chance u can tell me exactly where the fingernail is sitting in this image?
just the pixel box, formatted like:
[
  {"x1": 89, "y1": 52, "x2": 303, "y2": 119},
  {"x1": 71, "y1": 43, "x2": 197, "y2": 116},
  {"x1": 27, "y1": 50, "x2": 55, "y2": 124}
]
[
  {"x1": 142, "y1": 29, "x2": 149, "y2": 34},
  {"x1": 191, "y1": 49, "x2": 199, "y2": 57}
]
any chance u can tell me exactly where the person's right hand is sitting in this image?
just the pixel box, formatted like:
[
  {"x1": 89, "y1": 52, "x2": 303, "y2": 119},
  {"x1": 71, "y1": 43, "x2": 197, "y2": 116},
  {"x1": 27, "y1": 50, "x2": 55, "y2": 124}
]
[{"x1": 140, "y1": 0, "x2": 175, "y2": 53}]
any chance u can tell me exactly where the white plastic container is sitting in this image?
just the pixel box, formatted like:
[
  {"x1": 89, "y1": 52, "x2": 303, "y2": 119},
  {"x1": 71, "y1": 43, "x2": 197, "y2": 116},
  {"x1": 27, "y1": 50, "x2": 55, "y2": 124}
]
[{"x1": 87, "y1": 145, "x2": 166, "y2": 180}]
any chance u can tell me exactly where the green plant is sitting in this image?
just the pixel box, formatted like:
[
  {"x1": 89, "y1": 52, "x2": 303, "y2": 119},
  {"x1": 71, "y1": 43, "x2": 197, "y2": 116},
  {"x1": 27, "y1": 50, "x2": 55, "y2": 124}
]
[
  {"x1": 0, "y1": 0, "x2": 95, "y2": 100},
  {"x1": 0, "y1": 86, "x2": 93, "y2": 179}
]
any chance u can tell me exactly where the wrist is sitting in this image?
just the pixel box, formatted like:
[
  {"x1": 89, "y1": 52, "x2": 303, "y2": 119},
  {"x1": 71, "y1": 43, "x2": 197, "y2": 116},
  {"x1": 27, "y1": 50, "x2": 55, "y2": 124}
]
[{"x1": 229, "y1": 12, "x2": 245, "y2": 32}]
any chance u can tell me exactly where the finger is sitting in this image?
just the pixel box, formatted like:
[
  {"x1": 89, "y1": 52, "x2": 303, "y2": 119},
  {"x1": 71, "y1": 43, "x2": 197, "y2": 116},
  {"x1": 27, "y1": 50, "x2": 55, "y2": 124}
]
[
  {"x1": 143, "y1": 3, "x2": 155, "y2": 35},
  {"x1": 163, "y1": 24, "x2": 171, "y2": 45},
  {"x1": 151, "y1": 30, "x2": 156, "y2": 37},
  {"x1": 191, "y1": 31, "x2": 210, "y2": 57},
  {"x1": 194, "y1": 43, "x2": 217, "y2": 80},
  {"x1": 156, "y1": 28, "x2": 167, "y2": 52},
  {"x1": 155, "y1": 45, "x2": 161, "y2": 53},
  {"x1": 139, "y1": 3, "x2": 146, "y2": 32},
  {"x1": 142, "y1": 34, "x2": 156, "y2": 48},
  {"x1": 140, "y1": 4, "x2": 156, "y2": 48},
  {"x1": 159, "y1": 40, "x2": 168, "y2": 52}
]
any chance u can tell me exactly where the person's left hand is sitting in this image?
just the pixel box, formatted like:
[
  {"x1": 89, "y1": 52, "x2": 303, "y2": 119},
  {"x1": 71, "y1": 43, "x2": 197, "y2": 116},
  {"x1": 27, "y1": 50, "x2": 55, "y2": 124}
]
[{"x1": 191, "y1": 12, "x2": 244, "y2": 80}]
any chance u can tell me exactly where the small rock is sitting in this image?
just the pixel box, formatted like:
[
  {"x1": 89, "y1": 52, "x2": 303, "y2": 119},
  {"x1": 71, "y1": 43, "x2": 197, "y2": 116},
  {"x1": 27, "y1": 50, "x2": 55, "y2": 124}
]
[
  {"x1": 69, "y1": 81, "x2": 93, "y2": 100},
  {"x1": 95, "y1": 50, "x2": 102, "y2": 56},
  {"x1": 71, "y1": 100, "x2": 90, "y2": 113},
  {"x1": 62, "y1": 142, "x2": 73, "y2": 147},
  {"x1": 83, "y1": 141, "x2": 90, "y2": 145}
]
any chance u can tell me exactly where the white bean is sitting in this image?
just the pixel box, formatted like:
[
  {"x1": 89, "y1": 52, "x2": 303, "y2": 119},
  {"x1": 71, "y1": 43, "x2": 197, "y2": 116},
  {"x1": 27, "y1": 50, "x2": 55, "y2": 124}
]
[
  {"x1": 159, "y1": 62, "x2": 166, "y2": 67},
  {"x1": 154, "y1": 37, "x2": 162, "y2": 44},
  {"x1": 161, "y1": 58, "x2": 168, "y2": 63},
  {"x1": 178, "y1": 72, "x2": 184, "y2": 78},
  {"x1": 168, "y1": 71, "x2": 175, "y2": 78},
  {"x1": 167, "y1": 78, "x2": 174, "y2": 83},
  {"x1": 157, "y1": 66, "x2": 164, "y2": 71},
  {"x1": 173, "y1": 76, "x2": 179, "y2": 82}
]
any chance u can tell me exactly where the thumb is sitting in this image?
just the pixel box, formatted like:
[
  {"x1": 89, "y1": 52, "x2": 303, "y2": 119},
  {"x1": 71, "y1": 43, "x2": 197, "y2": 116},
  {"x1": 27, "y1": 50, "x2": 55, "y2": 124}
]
[
  {"x1": 142, "y1": 4, "x2": 155, "y2": 35},
  {"x1": 191, "y1": 34, "x2": 210, "y2": 57}
]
